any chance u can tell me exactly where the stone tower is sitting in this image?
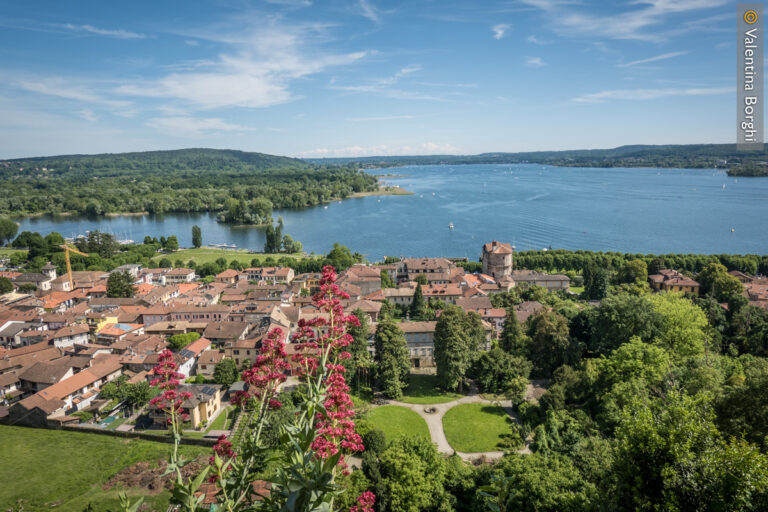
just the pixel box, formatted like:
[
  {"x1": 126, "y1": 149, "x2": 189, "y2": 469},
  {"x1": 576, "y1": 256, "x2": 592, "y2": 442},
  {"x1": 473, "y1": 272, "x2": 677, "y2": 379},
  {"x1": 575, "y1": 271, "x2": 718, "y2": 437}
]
[{"x1": 481, "y1": 241, "x2": 514, "y2": 279}]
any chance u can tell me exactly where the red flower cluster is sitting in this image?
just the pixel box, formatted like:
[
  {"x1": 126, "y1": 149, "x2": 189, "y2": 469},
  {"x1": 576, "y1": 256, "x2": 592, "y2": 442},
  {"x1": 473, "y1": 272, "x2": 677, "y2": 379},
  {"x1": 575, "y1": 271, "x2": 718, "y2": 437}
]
[
  {"x1": 149, "y1": 349, "x2": 192, "y2": 424},
  {"x1": 231, "y1": 327, "x2": 290, "y2": 408},
  {"x1": 291, "y1": 267, "x2": 366, "y2": 467},
  {"x1": 350, "y1": 491, "x2": 376, "y2": 512},
  {"x1": 211, "y1": 434, "x2": 237, "y2": 464}
]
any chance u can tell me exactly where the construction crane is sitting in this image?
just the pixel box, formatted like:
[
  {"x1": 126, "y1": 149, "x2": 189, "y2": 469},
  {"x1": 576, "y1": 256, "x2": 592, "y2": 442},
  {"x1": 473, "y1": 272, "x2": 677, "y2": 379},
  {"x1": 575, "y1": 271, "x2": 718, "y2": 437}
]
[{"x1": 59, "y1": 244, "x2": 88, "y2": 290}]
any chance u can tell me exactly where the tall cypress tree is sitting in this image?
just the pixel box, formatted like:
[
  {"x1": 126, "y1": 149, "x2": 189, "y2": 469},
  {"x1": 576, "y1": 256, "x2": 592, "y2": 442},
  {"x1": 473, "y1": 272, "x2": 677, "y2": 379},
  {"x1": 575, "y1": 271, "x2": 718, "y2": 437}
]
[
  {"x1": 433, "y1": 305, "x2": 476, "y2": 392},
  {"x1": 500, "y1": 307, "x2": 529, "y2": 357},
  {"x1": 191, "y1": 225, "x2": 202, "y2": 248},
  {"x1": 410, "y1": 283, "x2": 425, "y2": 320},
  {"x1": 374, "y1": 319, "x2": 410, "y2": 399}
]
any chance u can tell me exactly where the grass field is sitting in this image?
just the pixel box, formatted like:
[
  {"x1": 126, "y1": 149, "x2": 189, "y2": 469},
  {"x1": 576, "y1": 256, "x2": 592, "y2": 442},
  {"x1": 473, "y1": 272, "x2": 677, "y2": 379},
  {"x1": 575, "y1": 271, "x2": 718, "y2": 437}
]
[
  {"x1": 367, "y1": 406, "x2": 430, "y2": 442},
  {"x1": 569, "y1": 286, "x2": 585, "y2": 295},
  {"x1": 150, "y1": 247, "x2": 306, "y2": 266},
  {"x1": 0, "y1": 247, "x2": 25, "y2": 259},
  {"x1": 0, "y1": 425, "x2": 208, "y2": 511},
  {"x1": 442, "y1": 403, "x2": 513, "y2": 452},
  {"x1": 400, "y1": 374, "x2": 463, "y2": 404}
]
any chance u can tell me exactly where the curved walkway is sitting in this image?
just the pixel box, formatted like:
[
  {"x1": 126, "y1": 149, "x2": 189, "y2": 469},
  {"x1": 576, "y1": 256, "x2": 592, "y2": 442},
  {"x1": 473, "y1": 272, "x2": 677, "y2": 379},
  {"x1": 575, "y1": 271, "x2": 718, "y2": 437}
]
[{"x1": 378, "y1": 387, "x2": 531, "y2": 462}]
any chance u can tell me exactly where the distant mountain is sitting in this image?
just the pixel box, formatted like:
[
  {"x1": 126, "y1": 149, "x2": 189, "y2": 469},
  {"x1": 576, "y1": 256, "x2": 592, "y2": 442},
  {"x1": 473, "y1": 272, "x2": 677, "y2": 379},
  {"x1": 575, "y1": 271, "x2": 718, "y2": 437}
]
[{"x1": 304, "y1": 144, "x2": 768, "y2": 173}]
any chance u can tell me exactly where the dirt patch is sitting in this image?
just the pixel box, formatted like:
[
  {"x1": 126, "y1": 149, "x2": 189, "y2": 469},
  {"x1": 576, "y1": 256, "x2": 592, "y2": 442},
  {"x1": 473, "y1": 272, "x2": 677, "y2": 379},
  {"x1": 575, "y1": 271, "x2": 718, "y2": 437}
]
[{"x1": 103, "y1": 455, "x2": 209, "y2": 495}]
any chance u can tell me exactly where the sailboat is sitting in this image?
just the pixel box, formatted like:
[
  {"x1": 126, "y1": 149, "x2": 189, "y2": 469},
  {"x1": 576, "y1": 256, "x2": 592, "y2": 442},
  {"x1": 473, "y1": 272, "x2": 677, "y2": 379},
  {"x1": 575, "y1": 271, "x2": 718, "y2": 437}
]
[{"x1": 448, "y1": 222, "x2": 454, "y2": 231}]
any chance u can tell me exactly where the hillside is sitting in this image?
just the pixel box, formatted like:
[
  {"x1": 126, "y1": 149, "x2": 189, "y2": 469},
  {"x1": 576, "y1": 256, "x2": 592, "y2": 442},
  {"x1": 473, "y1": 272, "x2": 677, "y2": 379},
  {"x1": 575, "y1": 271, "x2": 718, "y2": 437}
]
[
  {"x1": 0, "y1": 148, "x2": 377, "y2": 217},
  {"x1": 1, "y1": 148, "x2": 310, "y2": 176},
  {"x1": 306, "y1": 143, "x2": 768, "y2": 172}
]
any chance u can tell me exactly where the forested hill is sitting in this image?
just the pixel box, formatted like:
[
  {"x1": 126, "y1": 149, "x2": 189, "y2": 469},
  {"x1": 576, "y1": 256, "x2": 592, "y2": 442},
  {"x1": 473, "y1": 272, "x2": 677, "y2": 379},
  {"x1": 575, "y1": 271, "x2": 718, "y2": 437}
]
[
  {"x1": 0, "y1": 148, "x2": 310, "y2": 175},
  {"x1": 0, "y1": 148, "x2": 377, "y2": 217},
  {"x1": 306, "y1": 144, "x2": 768, "y2": 174}
]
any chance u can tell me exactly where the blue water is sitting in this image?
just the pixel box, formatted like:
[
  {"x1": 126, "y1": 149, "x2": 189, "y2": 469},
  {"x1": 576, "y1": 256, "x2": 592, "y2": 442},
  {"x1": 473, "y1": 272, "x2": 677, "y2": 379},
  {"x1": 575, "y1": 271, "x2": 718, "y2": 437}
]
[{"x1": 16, "y1": 164, "x2": 768, "y2": 260}]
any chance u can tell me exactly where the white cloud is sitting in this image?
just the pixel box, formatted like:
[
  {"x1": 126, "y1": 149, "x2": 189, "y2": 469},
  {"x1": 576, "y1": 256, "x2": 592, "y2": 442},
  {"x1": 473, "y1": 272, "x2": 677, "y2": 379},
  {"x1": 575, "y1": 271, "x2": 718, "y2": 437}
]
[
  {"x1": 572, "y1": 86, "x2": 733, "y2": 103},
  {"x1": 332, "y1": 64, "x2": 453, "y2": 101},
  {"x1": 358, "y1": 0, "x2": 380, "y2": 23},
  {"x1": 618, "y1": 51, "x2": 689, "y2": 67},
  {"x1": 492, "y1": 24, "x2": 510, "y2": 40},
  {"x1": 519, "y1": 0, "x2": 729, "y2": 42},
  {"x1": 18, "y1": 80, "x2": 132, "y2": 108},
  {"x1": 76, "y1": 109, "x2": 98, "y2": 121},
  {"x1": 185, "y1": 40, "x2": 199, "y2": 46},
  {"x1": 146, "y1": 116, "x2": 255, "y2": 137},
  {"x1": 63, "y1": 24, "x2": 146, "y2": 39},
  {"x1": 526, "y1": 35, "x2": 551, "y2": 45},
  {"x1": 299, "y1": 142, "x2": 461, "y2": 158},
  {"x1": 524, "y1": 56, "x2": 545, "y2": 67},
  {"x1": 117, "y1": 20, "x2": 369, "y2": 109}
]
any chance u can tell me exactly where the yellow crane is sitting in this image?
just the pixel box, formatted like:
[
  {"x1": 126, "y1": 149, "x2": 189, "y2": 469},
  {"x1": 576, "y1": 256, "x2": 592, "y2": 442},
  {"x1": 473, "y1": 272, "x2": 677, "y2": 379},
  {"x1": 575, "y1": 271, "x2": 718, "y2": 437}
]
[{"x1": 59, "y1": 244, "x2": 88, "y2": 290}]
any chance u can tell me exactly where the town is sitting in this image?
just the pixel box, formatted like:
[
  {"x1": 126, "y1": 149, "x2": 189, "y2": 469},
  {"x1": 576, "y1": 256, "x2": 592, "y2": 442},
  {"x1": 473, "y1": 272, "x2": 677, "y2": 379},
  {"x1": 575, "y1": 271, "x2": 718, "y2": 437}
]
[{"x1": 0, "y1": 240, "x2": 573, "y2": 429}]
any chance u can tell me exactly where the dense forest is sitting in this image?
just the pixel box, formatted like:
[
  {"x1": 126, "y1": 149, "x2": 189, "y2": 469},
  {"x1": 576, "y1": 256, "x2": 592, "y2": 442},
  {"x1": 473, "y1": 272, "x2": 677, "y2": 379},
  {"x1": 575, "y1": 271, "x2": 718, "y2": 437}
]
[
  {"x1": 307, "y1": 143, "x2": 768, "y2": 173},
  {"x1": 0, "y1": 148, "x2": 378, "y2": 219}
]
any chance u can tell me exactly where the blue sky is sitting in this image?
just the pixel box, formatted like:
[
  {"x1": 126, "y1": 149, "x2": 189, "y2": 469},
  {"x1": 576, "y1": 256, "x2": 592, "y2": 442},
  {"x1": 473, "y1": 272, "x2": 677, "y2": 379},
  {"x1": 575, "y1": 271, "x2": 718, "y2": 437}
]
[{"x1": 0, "y1": 0, "x2": 744, "y2": 158}]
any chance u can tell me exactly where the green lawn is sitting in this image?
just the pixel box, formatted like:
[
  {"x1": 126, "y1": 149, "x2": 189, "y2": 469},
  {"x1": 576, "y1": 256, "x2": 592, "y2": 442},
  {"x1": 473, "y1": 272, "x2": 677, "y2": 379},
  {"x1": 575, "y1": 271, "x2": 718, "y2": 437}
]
[
  {"x1": 207, "y1": 405, "x2": 234, "y2": 431},
  {"x1": 151, "y1": 247, "x2": 305, "y2": 266},
  {"x1": 0, "y1": 247, "x2": 25, "y2": 259},
  {"x1": 367, "y1": 406, "x2": 430, "y2": 441},
  {"x1": 442, "y1": 403, "x2": 513, "y2": 452},
  {"x1": 569, "y1": 286, "x2": 585, "y2": 295},
  {"x1": 0, "y1": 425, "x2": 208, "y2": 511},
  {"x1": 400, "y1": 374, "x2": 463, "y2": 404}
]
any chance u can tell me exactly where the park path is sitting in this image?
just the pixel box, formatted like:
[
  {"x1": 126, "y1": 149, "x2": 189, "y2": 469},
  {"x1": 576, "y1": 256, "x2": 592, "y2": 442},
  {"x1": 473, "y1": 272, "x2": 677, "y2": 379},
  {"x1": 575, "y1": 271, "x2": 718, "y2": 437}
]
[{"x1": 377, "y1": 381, "x2": 546, "y2": 462}]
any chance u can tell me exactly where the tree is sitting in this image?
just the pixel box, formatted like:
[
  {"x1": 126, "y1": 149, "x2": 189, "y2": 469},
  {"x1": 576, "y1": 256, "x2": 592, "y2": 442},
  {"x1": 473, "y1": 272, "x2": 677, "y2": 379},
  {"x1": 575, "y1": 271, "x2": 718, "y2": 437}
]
[
  {"x1": 376, "y1": 435, "x2": 449, "y2": 512},
  {"x1": 589, "y1": 294, "x2": 659, "y2": 354},
  {"x1": 487, "y1": 453, "x2": 598, "y2": 512},
  {"x1": 698, "y1": 262, "x2": 744, "y2": 302},
  {"x1": 614, "y1": 390, "x2": 768, "y2": 511},
  {"x1": 433, "y1": 305, "x2": 479, "y2": 391},
  {"x1": 165, "y1": 235, "x2": 179, "y2": 252},
  {"x1": 499, "y1": 307, "x2": 529, "y2": 356},
  {"x1": 617, "y1": 259, "x2": 648, "y2": 284},
  {"x1": 0, "y1": 277, "x2": 13, "y2": 294},
  {"x1": 410, "y1": 283, "x2": 425, "y2": 320},
  {"x1": 43, "y1": 232, "x2": 65, "y2": 253},
  {"x1": 649, "y1": 292, "x2": 709, "y2": 359},
  {"x1": 373, "y1": 320, "x2": 410, "y2": 399},
  {"x1": 106, "y1": 270, "x2": 135, "y2": 298},
  {"x1": 346, "y1": 308, "x2": 372, "y2": 392},
  {"x1": 192, "y1": 225, "x2": 202, "y2": 248},
  {"x1": 168, "y1": 332, "x2": 201, "y2": 351},
  {"x1": 124, "y1": 381, "x2": 152, "y2": 412},
  {"x1": 13, "y1": 231, "x2": 47, "y2": 259},
  {"x1": 380, "y1": 270, "x2": 395, "y2": 288},
  {"x1": 583, "y1": 264, "x2": 609, "y2": 301},
  {"x1": 75, "y1": 230, "x2": 119, "y2": 258},
  {"x1": 325, "y1": 243, "x2": 356, "y2": 271},
  {"x1": 213, "y1": 358, "x2": 239, "y2": 388},
  {"x1": 470, "y1": 347, "x2": 531, "y2": 402},
  {"x1": 158, "y1": 257, "x2": 172, "y2": 268},
  {"x1": 0, "y1": 217, "x2": 18, "y2": 245},
  {"x1": 264, "y1": 224, "x2": 276, "y2": 253},
  {"x1": 528, "y1": 310, "x2": 576, "y2": 377},
  {"x1": 414, "y1": 274, "x2": 429, "y2": 285}
]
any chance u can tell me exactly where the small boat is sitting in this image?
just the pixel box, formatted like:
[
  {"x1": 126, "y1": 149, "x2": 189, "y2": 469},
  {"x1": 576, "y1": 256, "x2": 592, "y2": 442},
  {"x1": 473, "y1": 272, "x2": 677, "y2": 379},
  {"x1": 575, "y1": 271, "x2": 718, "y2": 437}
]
[
  {"x1": 731, "y1": 227, "x2": 735, "y2": 233},
  {"x1": 448, "y1": 222, "x2": 454, "y2": 231},
  {"x1": 324, "y1": 206, "x2": 328, "y2": 209},
  {"x1": 723, "y1": 184, "x2": 727, "y2": 189}
]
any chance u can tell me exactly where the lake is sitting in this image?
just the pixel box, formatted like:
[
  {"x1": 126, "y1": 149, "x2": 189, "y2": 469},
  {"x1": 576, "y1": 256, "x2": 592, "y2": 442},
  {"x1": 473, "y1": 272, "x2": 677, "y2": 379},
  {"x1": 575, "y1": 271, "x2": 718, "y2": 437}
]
[{"x1": 15, "y1": 164, "x2": 768, "y2": 261}]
